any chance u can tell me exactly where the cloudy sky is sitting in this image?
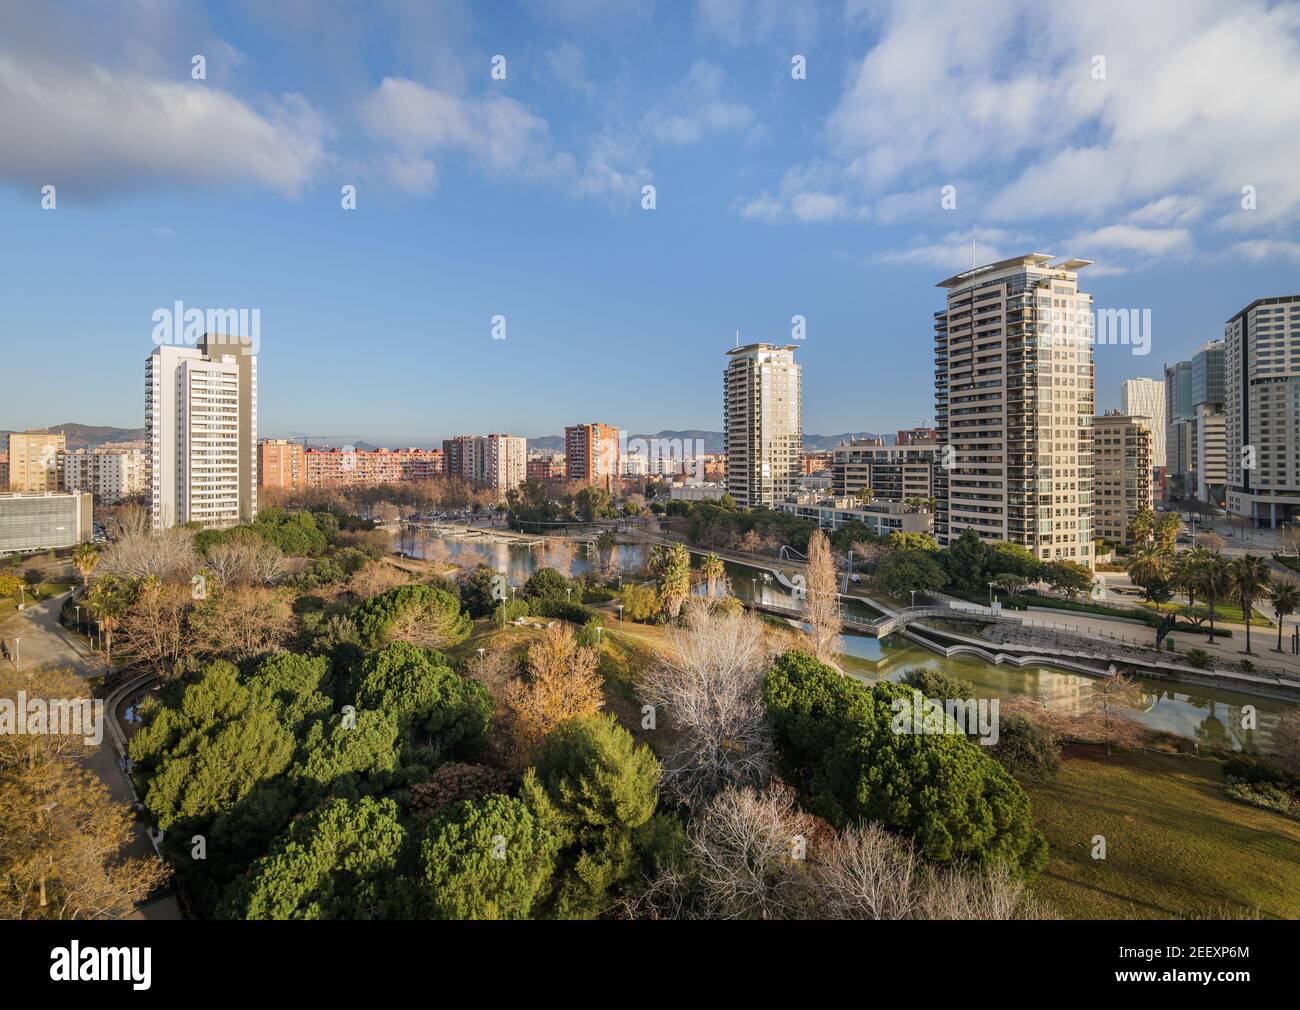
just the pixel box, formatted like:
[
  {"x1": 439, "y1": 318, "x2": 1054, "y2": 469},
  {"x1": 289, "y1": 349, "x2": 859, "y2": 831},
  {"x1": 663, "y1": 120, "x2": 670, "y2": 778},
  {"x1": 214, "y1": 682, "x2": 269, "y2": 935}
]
[{"x1": 3, "y1": 0, "x2": 1299, "y2": 443}]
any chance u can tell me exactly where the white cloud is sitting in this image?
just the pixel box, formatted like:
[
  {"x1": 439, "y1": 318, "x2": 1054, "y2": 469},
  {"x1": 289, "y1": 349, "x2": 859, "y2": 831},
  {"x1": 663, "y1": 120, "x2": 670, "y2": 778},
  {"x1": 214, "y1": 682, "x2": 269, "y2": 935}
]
[
  {"x1": 544, "y1": 42, "x2": 595, "y2": 95},
  {"x1": 755, "y1": 0, "x2": 1300, "y2": 261},
  {"x1": 1227, "y1": 239, "x2": 1300, "y2": 265},
  {"x1": 360, "y1": 77, "x2": 575, "y2": 193},
  {"x1": 872, "y1": 229, "x2": 1037, "y2": 273},
  {"x1": 0, "y1": 54, "x2": 327, "y2": 197},
  {"x1": 642, "y1": 61, "x2": 755, "y2": 146},
  {"x1": 696, "y1": 0, "x2": 820, "y2": 45},
  {"x1": 1068, "y1": 224, "x2": 1194, "y2": 258}
]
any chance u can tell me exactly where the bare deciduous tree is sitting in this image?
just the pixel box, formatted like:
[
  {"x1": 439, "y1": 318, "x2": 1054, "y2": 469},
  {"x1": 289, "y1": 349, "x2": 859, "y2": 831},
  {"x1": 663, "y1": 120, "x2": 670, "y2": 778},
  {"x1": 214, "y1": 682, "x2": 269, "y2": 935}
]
[
  {"x1": 99, "y1": 529, "x2": 197, "y2": 582},
  {"x1": 188, "y1": 587, "x2": 295, "y2": 663},
  {"x1": 348, "y1": 560, "x2": 411, "y2": 600},
  {"x1": 817, "y1": 821, "x2": 920, "y2": 921},
  {"x1": 681, "y1": 784, "x2": 819, "y2": 920},
  {"x1": 641, "y1": 599, "x2": 773, "y2": 809},
  {"x1": 115, "y1": 578, "x2": 195, "y2": 680},
  {"x1": 804, "y1": 529, "x2": 842, "y2": 663}
]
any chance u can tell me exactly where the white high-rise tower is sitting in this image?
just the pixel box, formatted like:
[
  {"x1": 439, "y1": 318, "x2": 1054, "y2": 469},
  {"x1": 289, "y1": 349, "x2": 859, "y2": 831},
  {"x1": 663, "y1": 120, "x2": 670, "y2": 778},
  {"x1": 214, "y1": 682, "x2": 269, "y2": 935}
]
[
  {"x1": 146, "y1": 334, "x2": 257, "y2": 530},
  {"x1": 1120, "y1": 378, "x2": 1166, "y2": 472}
]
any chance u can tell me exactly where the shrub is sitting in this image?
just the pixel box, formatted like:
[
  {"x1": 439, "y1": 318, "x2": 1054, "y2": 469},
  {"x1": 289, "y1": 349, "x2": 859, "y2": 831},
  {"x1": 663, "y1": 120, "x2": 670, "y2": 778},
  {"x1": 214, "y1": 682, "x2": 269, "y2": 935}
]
[
  {"x1": 353, "y1": 584, "x2": 471, "y2": 651},
  {"x1": 619, "y1": 583, "x2": 660, "y2": 623},
  {"x1": 1185, "y1": 648, "x2": 1213, "y2": 669},
  {"x1": 988, "y1": 713, "x2": 1060, "y2": 780},
  {"x1": 763, "y1": 651, "x2": 1047, "y2": 874},
  {"x1": 492, "y1": 599, "x2": 530, "y2": 627},
  {"x1": 532, "y1": 598, "x2": 602, "y2": 625}
]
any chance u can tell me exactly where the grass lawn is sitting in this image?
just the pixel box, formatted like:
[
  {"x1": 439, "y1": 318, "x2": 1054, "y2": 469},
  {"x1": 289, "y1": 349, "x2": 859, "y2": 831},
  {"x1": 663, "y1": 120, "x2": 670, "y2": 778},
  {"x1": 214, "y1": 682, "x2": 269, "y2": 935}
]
[
  {"x1": 1024, "y1": 746, "x2": 1300, "y2": 919},
  {"x1": 0, "y1": 580, "x2": 75, "y2": 616}
]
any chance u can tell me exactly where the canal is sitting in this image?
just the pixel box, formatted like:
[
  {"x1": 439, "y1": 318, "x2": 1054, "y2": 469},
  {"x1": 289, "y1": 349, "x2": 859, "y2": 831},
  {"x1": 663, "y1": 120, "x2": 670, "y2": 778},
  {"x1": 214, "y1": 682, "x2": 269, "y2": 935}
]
[{"x1": 412, "y1": 531, "x2": 1296, "y2": 755}]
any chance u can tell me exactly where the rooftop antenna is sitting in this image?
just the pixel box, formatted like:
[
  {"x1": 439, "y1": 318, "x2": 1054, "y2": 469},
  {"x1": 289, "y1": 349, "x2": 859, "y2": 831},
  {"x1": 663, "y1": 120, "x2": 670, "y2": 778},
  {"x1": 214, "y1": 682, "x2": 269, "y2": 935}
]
[
  {"x1": 735, "y1": 328, "x2": 740, "y2": 348},
  {"x1": 971, "y1": 232, "x2": 976, "y2": 269}
]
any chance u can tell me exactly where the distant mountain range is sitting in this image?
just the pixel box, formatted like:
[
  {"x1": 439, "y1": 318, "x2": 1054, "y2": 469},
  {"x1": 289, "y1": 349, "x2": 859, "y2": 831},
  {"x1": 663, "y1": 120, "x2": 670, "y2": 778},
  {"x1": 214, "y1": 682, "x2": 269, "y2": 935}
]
[
  {"x1": 3, "y1": 424, "x2": 890, "y2": 456},
  {"x1": 1, "y1": 422, "x2": 146, "y2": 451},
  {"x1": 526, "y1": 430, "x2": 889, "y2": 453}
]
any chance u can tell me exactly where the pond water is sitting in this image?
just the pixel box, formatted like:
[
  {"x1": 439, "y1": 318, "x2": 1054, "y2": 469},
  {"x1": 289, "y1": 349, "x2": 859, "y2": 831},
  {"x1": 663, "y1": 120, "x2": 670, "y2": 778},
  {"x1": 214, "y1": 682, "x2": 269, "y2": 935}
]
[{"x1": 413, "y1": 531, "x2": 1297, "y2": 755}]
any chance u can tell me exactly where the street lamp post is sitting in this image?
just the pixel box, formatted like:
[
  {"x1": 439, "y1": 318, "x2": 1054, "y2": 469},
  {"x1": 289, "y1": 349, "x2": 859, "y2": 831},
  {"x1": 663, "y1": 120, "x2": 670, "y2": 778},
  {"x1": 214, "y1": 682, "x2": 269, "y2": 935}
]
[
  {"x1": 988, "y1": 581, "x2": 996, "y2": 607},
  {"x1": 910, "y1": 590, "x2": 917, "y2": 608},
  {"x1": 617, "y1": 604, "x2": 624, "y2": 623},
  {"x1": 75, "y1": 604, "x2": 81, "y2": 630}
]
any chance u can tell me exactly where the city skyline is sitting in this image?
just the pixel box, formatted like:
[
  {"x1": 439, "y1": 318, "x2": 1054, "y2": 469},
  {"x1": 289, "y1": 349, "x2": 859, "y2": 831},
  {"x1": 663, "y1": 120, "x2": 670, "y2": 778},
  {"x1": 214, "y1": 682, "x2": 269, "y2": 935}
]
[{"x1": 5, "y1": 1, "x2": 1300, "y2": 441}]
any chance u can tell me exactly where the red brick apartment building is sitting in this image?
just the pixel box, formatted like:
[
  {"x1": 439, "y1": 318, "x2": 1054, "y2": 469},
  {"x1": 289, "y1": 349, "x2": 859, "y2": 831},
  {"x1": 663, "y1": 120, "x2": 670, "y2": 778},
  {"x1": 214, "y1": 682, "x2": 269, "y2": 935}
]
[
  {"x1": 258, "y1": 439, "x2": 306, "y2": 491},
  {"x1": 527, "y1": 455, "x2": 565, "y2": 482},
  {"x1": 303, "y1": 446, "x2": 444, "y2": 487},
  {"x1": 565, "y1": 423, "x2": 619, "y2": 485}
]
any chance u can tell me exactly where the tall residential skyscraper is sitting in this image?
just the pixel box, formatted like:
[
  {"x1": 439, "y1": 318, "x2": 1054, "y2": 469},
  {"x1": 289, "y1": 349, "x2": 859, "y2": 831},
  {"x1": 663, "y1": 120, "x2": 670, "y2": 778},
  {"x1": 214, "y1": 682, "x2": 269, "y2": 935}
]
[
  {"x1": 1225, "y1": 295, "x2": 1300, "y2": 527},
  {"x1": 6, "y1": 429, "x2": 67, "y2": 492},
  {"x1": 483, "y1": 434, "x2": 527, "y2": 499},
  {"x1": 146, "y1": 334, "x2": 257, "y2": 530},
  {"x1": 440, "y1": 434, "x2": 526, "y2": 497},
  {"x1": 934, "y1": 254, "x2": 1095, "y2": 567},
  {"x1": 564, "y1": 423, "x2": 620, "y2": 487},
  {"x1": 1165, "y1": 340, "x2": 1226, "y2": 503},
  {"x1": 723, "y1": 343, "x2": 802, "y2": 508},
  {"x1": 1120, "y1": 378, "x2": 1166, "y2": 473}
]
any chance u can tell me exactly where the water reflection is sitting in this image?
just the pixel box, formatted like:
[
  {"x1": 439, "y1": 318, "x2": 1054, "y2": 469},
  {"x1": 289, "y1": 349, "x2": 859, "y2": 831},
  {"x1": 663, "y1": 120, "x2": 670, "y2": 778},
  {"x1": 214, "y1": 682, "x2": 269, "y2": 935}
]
[{"x1": 414, "y1": 531, "x2": 1296, "y2": 755}]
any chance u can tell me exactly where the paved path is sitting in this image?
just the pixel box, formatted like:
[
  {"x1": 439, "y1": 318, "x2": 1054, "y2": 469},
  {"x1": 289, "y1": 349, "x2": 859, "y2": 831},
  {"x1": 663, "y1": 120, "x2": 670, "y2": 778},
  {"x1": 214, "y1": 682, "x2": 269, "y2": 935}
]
[{"x1": 0, "y1": 591, "x2": 181, "y2": 920}]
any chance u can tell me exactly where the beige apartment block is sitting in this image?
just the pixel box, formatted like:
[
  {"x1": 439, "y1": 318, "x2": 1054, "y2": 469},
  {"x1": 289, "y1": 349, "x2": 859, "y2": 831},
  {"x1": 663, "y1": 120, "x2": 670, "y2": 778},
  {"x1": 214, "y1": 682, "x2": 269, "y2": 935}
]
[
  {"x1": 831, "y1": 440, "x2": 938, "y2": 503},
  {"x1": 6, "y1": 429, "x2": 66, "y2": 492},
  {"x1": 724, "y1": 343, "x2": 802, "y2": 508},
  {"x1": 61, "y1": 447, "x2": 147, "y2": 503},
  {"x1": 1225, "y1": 295, "x2": 1300, "y2": 527},
  {"x1": 935, "y1": 254, "x2": 1095, "y2": 568},
  {"x1": 1091, "y1": 412, "x2": 1154, "y2": 547}
]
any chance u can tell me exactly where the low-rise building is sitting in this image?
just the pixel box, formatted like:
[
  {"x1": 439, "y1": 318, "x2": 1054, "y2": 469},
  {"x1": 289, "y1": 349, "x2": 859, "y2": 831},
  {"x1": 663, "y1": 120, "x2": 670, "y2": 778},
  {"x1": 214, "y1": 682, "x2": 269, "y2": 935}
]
[
  {"x1": 527, "y1": 454, "x2": 565, "y2": 482},
  {"x1": 831, "y1": 439, "x2": 938, "y2": 503},
  {"x1": 61, "y1": 447, "x2": 147, "y2": 503},
  {"x1": 669, "y1": 483, "x2": 730, "y2": 503},
  {"x1": 0, "y1": 491, "x2": 93, "y2": 555},
  {"x1": 775, "y1": 493, "x2": 933, "y2": 537}
]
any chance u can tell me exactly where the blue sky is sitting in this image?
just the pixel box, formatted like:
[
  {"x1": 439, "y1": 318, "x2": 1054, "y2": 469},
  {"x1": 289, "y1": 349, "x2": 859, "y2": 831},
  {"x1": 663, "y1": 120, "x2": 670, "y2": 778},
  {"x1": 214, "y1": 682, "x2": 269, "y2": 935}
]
[{"x1": 2, "y1": 0, "x2": 1300, "y2": 445}]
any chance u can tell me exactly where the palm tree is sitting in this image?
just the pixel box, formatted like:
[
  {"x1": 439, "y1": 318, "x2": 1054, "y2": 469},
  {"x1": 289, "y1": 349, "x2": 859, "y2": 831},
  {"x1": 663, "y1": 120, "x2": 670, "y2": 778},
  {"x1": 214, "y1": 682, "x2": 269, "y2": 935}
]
[
  {"x1": 658, "y1": 543, "x2": 692, "y2": 620},
  {"x1": 1270, "y1": 582, "x2": 1300, "y2": 652},
  {"x1": 855, "y1": 487, "x2": 874, "y2": 509},
  {"x1": 72, "y1": 543, "x2": 99, "y2": 589},
  {"x1": 595, "y1": 530, "x2": 618, "y2": 569},
  {"x1": 1168, "y1": 548, "x2": 1204, "y2": 615},
  {"x1": 1230, "y1": 554, "x2": 1271, "y2": 655},
  {"x1": 1125, "y1": 544, "x2": 1166, "y2": 596},
  {"x1": 701, "y1": 552, "x2": 725, "y2": 597},
  {"x1": 1127, "y1": 506, "x2": 1156, "y2": 548},
  {"x1": 87, "y1": 576, "x2": 130, "y2": 665},
  {"x1": 1194, "y1": 553, "x2": 1234, "y2": 646},
  {"x1": 646, "y1": 545, "x2": 667, "y2": 578}
]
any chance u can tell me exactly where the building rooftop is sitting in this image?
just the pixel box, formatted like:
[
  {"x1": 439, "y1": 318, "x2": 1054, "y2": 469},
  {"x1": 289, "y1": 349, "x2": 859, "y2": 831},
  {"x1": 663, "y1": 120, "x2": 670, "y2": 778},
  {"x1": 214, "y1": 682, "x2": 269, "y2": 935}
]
[{"x1": 936, "y1": 253, "x2": 1093, "y2": 289}]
